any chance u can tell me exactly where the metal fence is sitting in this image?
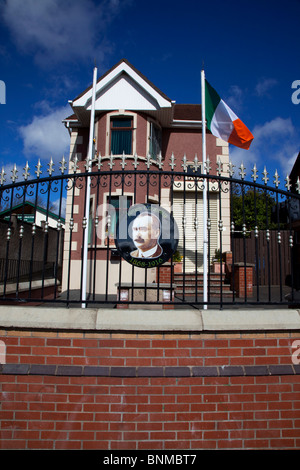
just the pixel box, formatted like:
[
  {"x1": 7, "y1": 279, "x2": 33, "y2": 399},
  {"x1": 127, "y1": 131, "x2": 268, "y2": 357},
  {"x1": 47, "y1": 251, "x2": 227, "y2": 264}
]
[{"x1": 0, "y1": 155, "x2": 300, "y2": 309}]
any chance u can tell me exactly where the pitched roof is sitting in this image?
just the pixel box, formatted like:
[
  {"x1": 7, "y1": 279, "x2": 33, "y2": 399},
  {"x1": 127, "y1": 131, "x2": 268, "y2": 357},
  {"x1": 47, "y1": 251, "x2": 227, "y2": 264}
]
[
  {"x1": 64, "y1": 60, "x2": 204, "y2": 129},
  {"x1": 73, "y1": 58, "x2": 172, "y2": 104},
  {"x1": 0, "y1": 201, "x2": 65, "y2": 223},
  {"x1": 66, "y1": 59, "x2": 175, "y2": 127},
  {"x1": 173, "y1": 104, "x2": 202, "y2": 122}
]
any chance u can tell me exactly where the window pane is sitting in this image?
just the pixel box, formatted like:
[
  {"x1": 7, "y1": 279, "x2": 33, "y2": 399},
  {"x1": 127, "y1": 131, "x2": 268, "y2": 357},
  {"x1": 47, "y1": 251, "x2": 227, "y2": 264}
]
[
  {"x1": 150, "y1": 123, "x2": 161, "y2": 160},
  {"x1": 108, "y1": 196, "x2": 132, "y2": 238},
  {"x1": 112, "y1": 118, "x2": 132, "y2": 128},
  {"x1": 111, "y1": 130, "x2": 132, "y2": 154}
]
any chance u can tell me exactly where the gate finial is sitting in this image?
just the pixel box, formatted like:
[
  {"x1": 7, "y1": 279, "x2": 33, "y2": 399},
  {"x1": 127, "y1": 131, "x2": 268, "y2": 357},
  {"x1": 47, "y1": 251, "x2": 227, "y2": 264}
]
[
  {"x1": 146, "y1": 152, "x2": 151, "y2": 169},
  {"x1": 157, "y1": 152, "x2": 163, "y2": 169},
  {"x1": 182, "y1": 154, "x2": 188, "y2": 172},
  {"x1": 193, "y1": 154, "x2": 200, "y2": 172},
  {"x1": 273, "y1": 169, "x2": 280, "y2": 188},
  {"x1": 205, "y1": 156, "x2": 211, "y2": 174},
  {"x1": 296, "y1": 176, "x2": 300, "y2": 195},
  {"x1": 133, "y1": 152, "x2": 139, "y2": 169},
  {"x1": 216, "y1": 156, "x2": 222, "y2": 176},
  {"x1": 169, "y1": 152, "x2": 176, "y2": 170},
  {"x1": 59, "y1": 156, "x2": 67, "y2": 175},
  {"x1": 251, "y1": 164, "x2": 258, "y2": 182},
  {"x1": 96, "y1": 152, "x2": 102, "y2": 171},
  {"x1": 73, "y1": 155, "x2": 79, "y2": 173},
  {"x1": 23, "y1": 161, "x2": 30, "y2": 181},
  {"x1": 47, "y1": 157, "x2": 54, "y2": 176},
  {"x1": 11, "y1": 163, "x2": 18, "y2": 183},
  {"x1": 228, "y1": 160, "x2": 235, "y2": 177},
  {"x1": 121, "y1": 151, "x2": 127, "y2": 170},
  {"x1": 0, "y1": 167, "x2": 6, "y2": 186},
  {"x1": 262, "y1": 166, "x2": 269, "y2": 185},
  {"x1": 35, "y1": 159, "x2": 42, "y2": 178},
  {"x1": 239, "y1": 162, "x2": 246, "y2": 180},
  {"x1": 109, "y1": 152, "x2": 115, "y2": 170},
  {"x1": 285, "y1": 174, "x2": 291, "y2": 191}
]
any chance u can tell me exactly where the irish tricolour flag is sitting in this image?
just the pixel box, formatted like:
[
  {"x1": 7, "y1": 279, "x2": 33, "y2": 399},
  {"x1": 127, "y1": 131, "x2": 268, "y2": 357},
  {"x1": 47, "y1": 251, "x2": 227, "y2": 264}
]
[{"x1": 205, "y1": 79, "x2": 254, "y2": 150}]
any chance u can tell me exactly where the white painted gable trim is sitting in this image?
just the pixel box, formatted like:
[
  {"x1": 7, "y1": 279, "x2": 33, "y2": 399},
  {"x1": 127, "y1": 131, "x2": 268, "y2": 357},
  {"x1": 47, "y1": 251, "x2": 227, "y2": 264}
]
[{"x1": 73, "y1": 61, "x2": 172, "y2": 111}]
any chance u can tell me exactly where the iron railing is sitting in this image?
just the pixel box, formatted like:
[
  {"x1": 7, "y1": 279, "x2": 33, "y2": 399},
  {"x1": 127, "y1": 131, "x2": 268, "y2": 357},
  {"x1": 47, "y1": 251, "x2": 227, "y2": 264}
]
[{"x1": 0, "y1": 155, "x2": 299, "y2": 309}]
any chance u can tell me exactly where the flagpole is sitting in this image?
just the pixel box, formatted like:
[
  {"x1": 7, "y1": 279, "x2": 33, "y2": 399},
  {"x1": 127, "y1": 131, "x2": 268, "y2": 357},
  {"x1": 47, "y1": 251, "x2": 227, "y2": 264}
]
[
  {"x1": 201, "y1": 69, "x2": 208, "y2": 310},
  {"x1": 82, "y1": 66, "x2": 97, "y2": 308}
]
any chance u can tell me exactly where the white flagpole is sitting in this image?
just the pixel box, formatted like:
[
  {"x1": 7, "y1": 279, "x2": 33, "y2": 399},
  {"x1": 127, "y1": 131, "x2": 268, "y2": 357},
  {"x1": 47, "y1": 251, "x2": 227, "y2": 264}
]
[
  {"x1": 82, "y1": 66, "x2": 97, "y2": 308},
  {"x1": 201, "y1": 69, "x2": 208, "y2": 310}
]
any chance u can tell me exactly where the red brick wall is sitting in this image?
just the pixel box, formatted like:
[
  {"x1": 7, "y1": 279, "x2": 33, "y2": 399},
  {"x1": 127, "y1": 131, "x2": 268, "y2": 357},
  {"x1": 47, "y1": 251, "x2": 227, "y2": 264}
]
[{"x1": 1, "y1": 330, "x2": 300, "y2": 450}]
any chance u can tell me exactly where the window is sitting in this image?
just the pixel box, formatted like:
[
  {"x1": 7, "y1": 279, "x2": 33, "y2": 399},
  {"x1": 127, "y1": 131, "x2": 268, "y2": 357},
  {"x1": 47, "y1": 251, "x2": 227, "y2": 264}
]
[
  {"x1": 111, "y1": 117, "x2": 133, "y2": 155},
  {"x1": 106, "y1": 195, "x2": 132, "y2": 242},
  {"x1": 149, "y1": 122, "x2": 162, "y2": 160}
]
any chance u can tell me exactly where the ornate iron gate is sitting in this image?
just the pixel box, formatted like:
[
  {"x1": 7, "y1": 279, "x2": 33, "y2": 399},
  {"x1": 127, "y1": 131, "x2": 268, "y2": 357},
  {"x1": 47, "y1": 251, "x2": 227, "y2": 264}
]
[{"x1": 0, "y1": 155, "x2": 299, "y2": 309}]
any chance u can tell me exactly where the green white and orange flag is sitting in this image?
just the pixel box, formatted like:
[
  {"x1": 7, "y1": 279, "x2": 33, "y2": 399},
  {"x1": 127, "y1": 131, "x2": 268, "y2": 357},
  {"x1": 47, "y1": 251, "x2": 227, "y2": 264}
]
[{"x1": 205, "y1": 79, "x2": 254, "y2": 149}]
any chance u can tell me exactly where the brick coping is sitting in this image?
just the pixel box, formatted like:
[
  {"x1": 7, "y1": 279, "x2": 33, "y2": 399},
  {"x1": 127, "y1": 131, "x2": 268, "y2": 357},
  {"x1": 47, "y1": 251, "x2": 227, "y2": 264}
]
[
  {"x1": 1, "y1": 363, "x2": 299, "y2": 377},
  {"x1": 0, "y1": 306, "x2": 300, "y2": 331}
]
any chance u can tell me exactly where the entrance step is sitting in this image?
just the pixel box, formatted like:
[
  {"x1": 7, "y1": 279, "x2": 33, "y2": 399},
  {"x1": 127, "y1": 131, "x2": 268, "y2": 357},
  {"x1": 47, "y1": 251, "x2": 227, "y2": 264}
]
[{"x1": 174, "y1": 272, "x2": 234, "y2": 298}]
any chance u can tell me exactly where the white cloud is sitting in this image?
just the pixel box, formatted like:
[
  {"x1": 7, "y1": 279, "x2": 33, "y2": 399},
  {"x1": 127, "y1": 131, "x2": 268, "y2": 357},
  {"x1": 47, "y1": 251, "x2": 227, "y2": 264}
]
[
  {"x1": 255, "y1": 78, "x2": 278, "y2": 97},
  {"x1": 2, "y1": 0, "x2": 128, "y2": 67},
  {"x1": 19, "y1": 105, "x2": 70, "y2": 164},
  {"x1": 225, "y1": 85, "x2": 244, "y2": 112},
  {"x1": 253, "y1": 116, "x2": 294, "y2": 142},
  {"x1": 51, "y1": 196, "x2": 67, "y2": 218},
  {"x1": 229, "y1": 117, "x2": 299, "y2": 178}
]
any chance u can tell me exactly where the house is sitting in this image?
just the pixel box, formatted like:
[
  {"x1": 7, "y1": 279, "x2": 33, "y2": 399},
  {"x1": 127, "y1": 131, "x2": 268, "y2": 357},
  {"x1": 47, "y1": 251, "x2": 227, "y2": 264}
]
[
  {"x1": 0, "y1": 202, "x2": 65, "y2": 286},
  {"x1": 61, "y1": 59, "x2": 230, "y2": 299},
  {"x1": 0, "y1": 201, "x2": 65, "y2": 229}
]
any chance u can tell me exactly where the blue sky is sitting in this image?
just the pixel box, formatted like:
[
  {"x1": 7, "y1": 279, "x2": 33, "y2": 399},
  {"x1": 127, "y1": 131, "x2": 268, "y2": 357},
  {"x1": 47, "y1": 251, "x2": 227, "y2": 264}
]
[{"x1": 0, "y1": 0, "x2": 299, "y2": 190}]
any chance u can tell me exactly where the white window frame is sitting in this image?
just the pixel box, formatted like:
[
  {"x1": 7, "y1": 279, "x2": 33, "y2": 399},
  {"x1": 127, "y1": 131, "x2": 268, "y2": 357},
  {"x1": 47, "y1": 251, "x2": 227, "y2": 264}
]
[
  {"x1": 147, "y1": 119, "x2": 162, "y2": 160},
  {"x1": 105, "y1": 111, "x2": 137, "y2": 156}
]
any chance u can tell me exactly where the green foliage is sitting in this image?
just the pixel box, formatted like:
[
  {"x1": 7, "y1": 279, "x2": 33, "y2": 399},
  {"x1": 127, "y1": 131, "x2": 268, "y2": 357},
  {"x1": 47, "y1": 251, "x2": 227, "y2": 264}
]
[
  {"x1": 232, "y1": 189, "x2": 281, "y2": 231},
  {"x1": 213, "y1": 249, "x2": 222, "y2": 261},
  {"x1": 172, "y1": 250, "x2": 183, "y2": 262}
]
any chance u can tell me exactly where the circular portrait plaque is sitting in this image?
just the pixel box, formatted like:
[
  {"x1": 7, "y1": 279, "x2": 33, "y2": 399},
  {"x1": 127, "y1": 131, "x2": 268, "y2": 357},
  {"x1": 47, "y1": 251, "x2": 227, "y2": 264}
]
[{"x1": 115, "y1": 203, "x2": 179, "y2": 268}]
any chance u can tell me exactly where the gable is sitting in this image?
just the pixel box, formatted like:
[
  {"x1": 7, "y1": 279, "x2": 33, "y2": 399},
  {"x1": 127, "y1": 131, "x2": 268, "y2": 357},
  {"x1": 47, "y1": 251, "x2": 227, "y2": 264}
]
[
  {"x1": 89, "y1": 72, "x2": 165, "y2": 112},
  {"x1": 72, "y1": 59, "x2": 173, "y2": 113}
]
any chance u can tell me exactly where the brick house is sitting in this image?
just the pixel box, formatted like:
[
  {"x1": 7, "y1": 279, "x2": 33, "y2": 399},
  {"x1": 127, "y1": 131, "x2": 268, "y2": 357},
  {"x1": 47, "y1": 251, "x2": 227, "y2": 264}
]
[{"x1": 61, "y1": 59, "x2": 230, "y2": 298}]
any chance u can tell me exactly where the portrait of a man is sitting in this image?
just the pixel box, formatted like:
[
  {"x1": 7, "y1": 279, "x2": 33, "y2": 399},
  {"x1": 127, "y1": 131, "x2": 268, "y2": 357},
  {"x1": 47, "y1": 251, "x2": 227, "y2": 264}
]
[
  {"x1": 130, "y1": 212, "x2": 163, "y2": 259},
  {"x1": 115, "y1": 203, "x2": 178, "y2": 268}
]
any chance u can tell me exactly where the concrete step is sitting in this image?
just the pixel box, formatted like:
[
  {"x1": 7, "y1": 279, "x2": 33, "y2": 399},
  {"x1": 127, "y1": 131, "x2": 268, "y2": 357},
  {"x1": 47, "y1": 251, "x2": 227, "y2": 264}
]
[
  {"x1": 175, "y1": 289, "x2": 234, "y2": 298},
  {"x1": 173, "y1": 271, "x2": 233, "y2": 297}
]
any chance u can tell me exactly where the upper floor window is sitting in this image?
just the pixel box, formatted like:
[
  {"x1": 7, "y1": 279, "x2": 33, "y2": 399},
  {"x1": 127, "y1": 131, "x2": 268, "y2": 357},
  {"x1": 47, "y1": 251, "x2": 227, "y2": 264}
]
[
  {"x1": 111, "y1": 117, "x2": 133, "y2": 155},
  {"x1": 149, "y1": 122, "x2": 162, "y2": 160}
]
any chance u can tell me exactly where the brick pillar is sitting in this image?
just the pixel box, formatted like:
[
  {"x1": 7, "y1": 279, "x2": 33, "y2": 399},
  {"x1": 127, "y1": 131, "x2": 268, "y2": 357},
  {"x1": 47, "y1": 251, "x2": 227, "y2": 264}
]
[
  {"x1": 233, "y1": 262, "x2": 254, "y2": 298},
  {"x1": 156, "y1": 263, "x2": 172, "y2": 284},
  {"x1": 224, "y1": 251, "x2": 233, "y2": 275}
]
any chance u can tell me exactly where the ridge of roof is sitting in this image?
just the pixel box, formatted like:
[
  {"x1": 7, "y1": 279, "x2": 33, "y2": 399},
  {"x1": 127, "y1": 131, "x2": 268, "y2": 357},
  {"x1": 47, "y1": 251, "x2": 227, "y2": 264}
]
[
  {"x1": 0, "y1": 201, "x2": 65, "y2": 222},
  {"x1": 72, "y1": 58, "x2": 172, "y2": 104}
]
